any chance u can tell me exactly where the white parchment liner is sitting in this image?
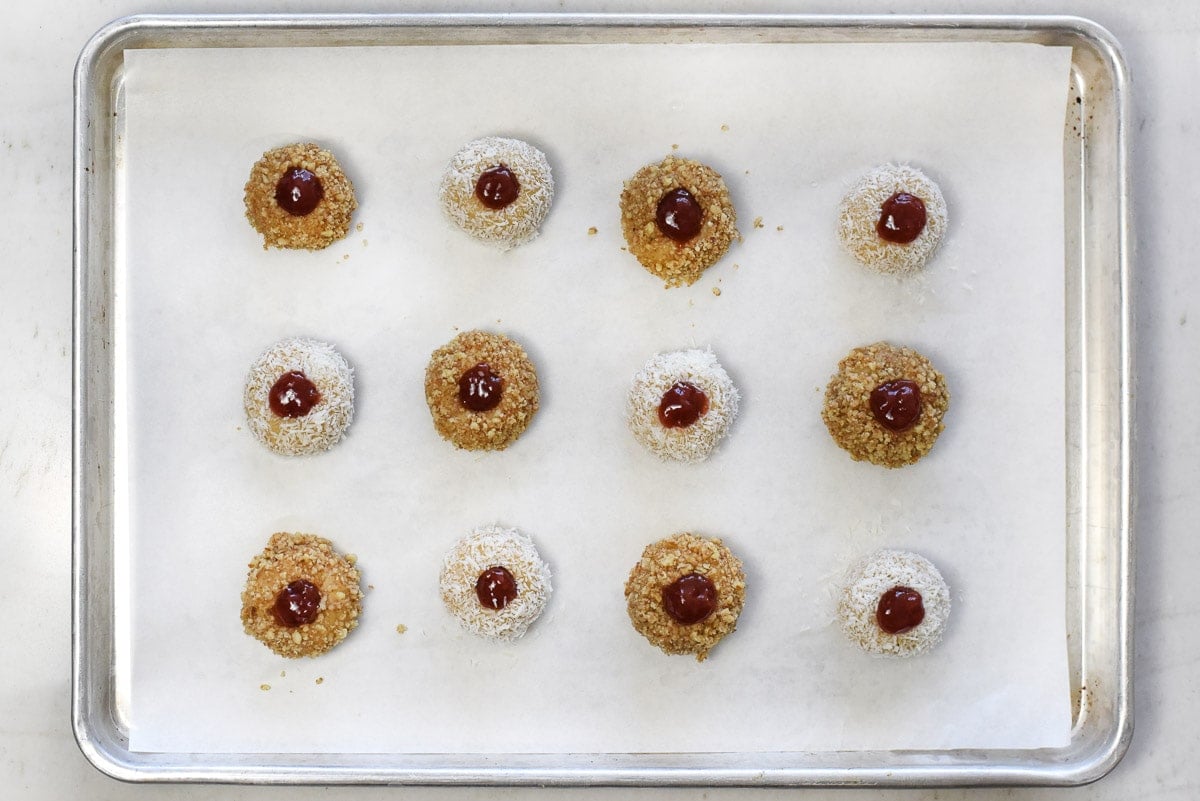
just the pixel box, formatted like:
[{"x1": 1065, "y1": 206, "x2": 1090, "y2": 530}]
[{"x1": 119, "y1": 42, "x2": 1072, "y2": 753}]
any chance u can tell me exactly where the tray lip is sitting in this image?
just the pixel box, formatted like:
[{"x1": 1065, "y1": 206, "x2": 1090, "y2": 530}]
[{"x1": 71, "y1": 11, "x2": 1132, "y2": 787}]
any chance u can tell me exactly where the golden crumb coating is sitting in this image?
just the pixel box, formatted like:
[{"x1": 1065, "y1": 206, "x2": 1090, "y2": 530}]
[
  {"x1": 620, "y1": 156, "x2": 738, "y2": 287},
  {"x1": 424, "y1": 330, "x2": 540, "y2": 451},
  {"x1": 821, "y1": 342, "x2": 950, "y2": 468},
  {"x1": 624, "y1": 533, "x2": 746, "y2": 662},
  {"x1": 240, "y1": 532, "x2": 363, "y2": 658},
  {"x1": 244, "y1": 143, "x2": 357, "y2": 250}
]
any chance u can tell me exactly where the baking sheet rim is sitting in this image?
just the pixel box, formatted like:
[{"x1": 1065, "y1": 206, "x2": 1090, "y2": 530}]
[{"x1": 71, "y1": 12, "x2": 1132, "y2": 786}]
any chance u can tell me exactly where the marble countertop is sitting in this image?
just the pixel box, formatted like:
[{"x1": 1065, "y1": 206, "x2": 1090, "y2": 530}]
[{"x1": 3, "y1": 1, "x2": 1194, "y2": 799}]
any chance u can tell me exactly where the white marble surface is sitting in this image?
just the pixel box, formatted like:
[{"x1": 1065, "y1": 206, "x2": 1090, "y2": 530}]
[{"x1": 2, "y1": 0, "x2": 1194, "y2": 798}]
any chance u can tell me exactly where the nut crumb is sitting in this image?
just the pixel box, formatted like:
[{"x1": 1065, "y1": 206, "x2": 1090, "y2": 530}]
[
  {"x1": 279, "y1": 670, "x2": 286, "y2": 678},
  {"x1": 753, "y1": 217, "x2": 764, "y2": 229},
  {"x1": 260, "y1": 684, "x2": 271, "y2": 691},
  {"x1": 315, "y1": 677, "x2": 324, "y2": 685},
  {"x1": 396, "y1": 624, "x2": 408, "y2": 635},
  {"x1": 720, "y1": 124, "x2": 730, "y2": 131},
  {"x1": 243, "y1": 143, "x2": 357, "y2": 250},
  {"x1": 671, "y1": 143, "x2": 679, "y2": 150},
  {"x1": 356, "y1": 222, "x2": 364, "y2": 232},
  {"x1": 712, "y1": 287, "x2": 721, "y2": 296},
  {"x1": 587, "y1": 226, "x2": 598, "y2": 236},
  {"x1": 619, "y1": 156, "x2": 738, "y2": 287},
  {"x1": 624, "y1": 533, "x2": 745, "y2": 661},
  {"x1": 776, "y1": 225, "x2": 784, "y2": 232},
  {"x1": 425, "y1": 330, "x2": 540, "y2": 451},
  {"x1": 240, "y1": 533, "x2": 363, "y2": 658},
  {"x1": 822, "y1": 342, "x2": 949, "y2": 467}
]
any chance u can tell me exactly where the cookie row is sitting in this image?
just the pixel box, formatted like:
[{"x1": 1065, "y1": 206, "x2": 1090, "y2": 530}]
[
  {"x1": 243, "y1": 140, "x2": 949, "y2": 286},
  {"x1": 245, "y1": 334, "x2": 949, "y2": 468},
  {"x1": 241, "y1": 530, "x2": 950, "y2": 662}
]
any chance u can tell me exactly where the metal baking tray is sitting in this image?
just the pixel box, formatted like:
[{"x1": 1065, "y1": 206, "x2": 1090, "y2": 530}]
[{"x1": 72, "y1": 13, "x2": 1131, "y2": 786}]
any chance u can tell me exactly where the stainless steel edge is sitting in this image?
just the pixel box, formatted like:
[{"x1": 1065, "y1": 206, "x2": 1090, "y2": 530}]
[
  {"x1": 73, "y1": 14, "x2": 133, "y2": 784},
  {"x1": 1092, "y1": 10, "x2": 1134, "y2": 784},
  {"x1": 72, "y1": 12, "x2": 1133, "y2": 786},
  {"x1": 1050, "y1": 14, "x2": 1133, "y2": 786}
]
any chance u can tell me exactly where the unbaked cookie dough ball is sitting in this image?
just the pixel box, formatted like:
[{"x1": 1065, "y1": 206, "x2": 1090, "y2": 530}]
[
  {"x1": 240, "y1": 532, "x2": 364, "y2": 658},
  {"x1": 627, "y1": 349, "x2": 739, "y2": 463},
  {"x1": 439, "y1": 525, "x2": 553, "y2": 641},
  {"x1": 620, "y1": 155, "x2": 738, "y2": 287},
  {"x1": 439, "y1": 136, "x2": 555, "y2": 249},
  {"x1": 837, "y1": 549, "x2": 950, "y2": 658},
  {"x1": 243, "y1": 142, "x2": 357, "y2": 250},
  {"x1": 837, "y1": 163, "x2": 947, "y2": 275},
  {"x1": 624, "y1": 532, "x2": 746, "y2": 662},
  {"x1": 822, "y1": 342, "x2": 949, "y2": 468},
  {"x1": 424, "y1": 330, "x2": 540, "y2": 451},
  {"x1": 244, "y1": 337, "x2": 355, "y2": 457}
]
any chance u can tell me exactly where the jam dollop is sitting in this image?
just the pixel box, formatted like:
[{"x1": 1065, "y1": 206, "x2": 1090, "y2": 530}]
[
  {"x1": 475, "y1": 566, "x2": 518, "y2": 610},
  {"x1": 274, "y1": 168, "x2": 324, "y2": 216},
  {"x1": 272, "y1": 579, "x2": 322, "y2": 627},
  {"x1": 657, "y1": 381, "x2": 709, "y2": 429},
  {"x1": 458, "y1": 362, "x2": 503, "y2": 412},
  {"x1": 869, "y1": 379, "x2": 921, "y2": 431},
  {"x1": 875, "y1": 585, "x2": 925, "y2": 634},
  {"x1": 655, "y1": 188, "x2": 704, "y2": 243},
  {"x1": 661, "y1": 573, "x2": 718, "y2": 625},
  {"x1": 876, "y1": 192, "x2": 927, "y2": 244},
  {"x1": 269, "y1": 371, "x2": 322, "y2": 418},
  {"x1": 475, "y1": 165, "x2": 521, "y2": 209}
]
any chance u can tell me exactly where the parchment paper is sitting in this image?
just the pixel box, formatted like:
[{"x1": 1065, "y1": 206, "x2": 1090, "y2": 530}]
[{"x1": 119, "y1": 41, "x2": 1072, "y2": 754}]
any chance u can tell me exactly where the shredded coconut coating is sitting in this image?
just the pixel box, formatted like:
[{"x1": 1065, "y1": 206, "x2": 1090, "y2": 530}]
[
  {"x1": 438, "y1": 137, "x2": 555, "y2": 250},
  {"x1": 439, "y1": 525, "x2": 553, "y2": 641},
  {"x1": 424, "y1": 330, "x2": 540, "y2": 451},
  {"x1": 624, "y1": 533, "x2": 746, "y2": 662},
  {"x1": 620, "y1": 156, "x2": 738, "y2": 287},
  {"x1": 244, "y1": 337, "x2": 355, "y2": 457},
  {"x1": 240, "y1": 532, "x2": 363, "y2": 659},
  {"x1": 626, "y1": 349, "x2": 740, "y2": 463},
  {"x1": 837, "y1": 163, "x2": 947, "y2": 275},
  {"x1": 837, "y1": 549, "x2": 950, "y2": 658},
  {"x1": 822, "y1": 342, "x2": 949, "y2": 468},
  {"x1": 243, "y1": 143, "x2": 357, "y2": 250}
]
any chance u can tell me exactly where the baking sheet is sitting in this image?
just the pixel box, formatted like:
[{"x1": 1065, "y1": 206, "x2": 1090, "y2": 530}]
[{"x1": 118, "y1": 41, "x2": 1072, "y2": 754}]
